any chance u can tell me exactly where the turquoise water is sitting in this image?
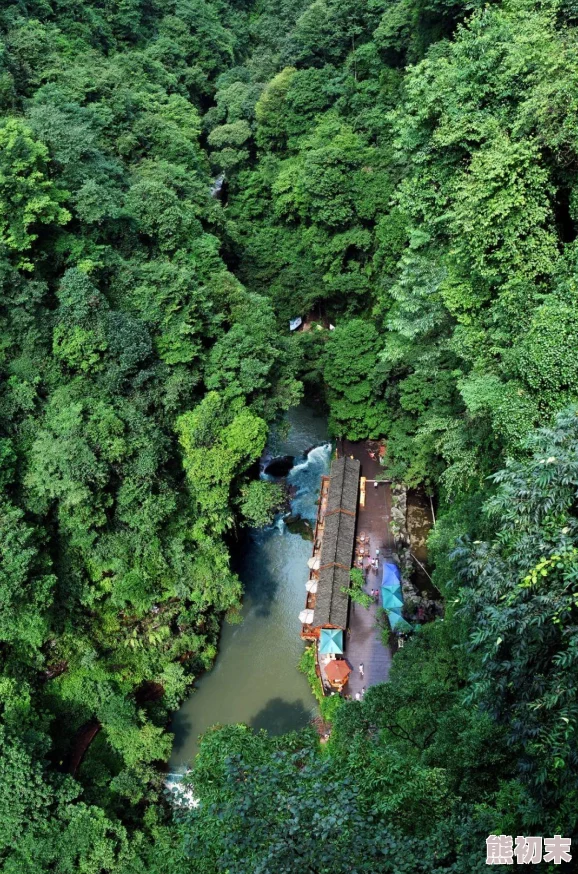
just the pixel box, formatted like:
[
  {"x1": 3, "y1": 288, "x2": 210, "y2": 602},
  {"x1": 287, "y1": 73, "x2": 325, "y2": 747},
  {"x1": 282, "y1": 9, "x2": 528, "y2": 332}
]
[{"x1": 169, "y1": 405, "x2": 330, "y2": 770}]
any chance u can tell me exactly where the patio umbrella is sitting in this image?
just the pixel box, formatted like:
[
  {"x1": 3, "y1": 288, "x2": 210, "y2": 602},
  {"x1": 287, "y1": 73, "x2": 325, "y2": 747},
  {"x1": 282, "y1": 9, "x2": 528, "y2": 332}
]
[
  {"x1": 387, "y1": 611, "x2": 412, "y2": 633},
  {"x1": 306, "y1": 579, "x2": 318, "y2": 593},
  {"x1": 325, "y1": 659, "x2": 351, "y2": 685},
  {"x1": 319, "y1": 628, "x2": 343, "y2": 655},
  {"x1": 299, "y1": 609, "x2": 315, "y2": 624},
  {"x1": 381, "y1": 587, "x2": 404, "y2": 611},
  {"x1": 382, "y1": 562, "x2": 401, "y2": 587},
  {"x1": 382, "y1": 582, "x2": 402, "y2": 598},
  {"x1": 307, "y1": 555, "x2": 321, "y2": 570}
]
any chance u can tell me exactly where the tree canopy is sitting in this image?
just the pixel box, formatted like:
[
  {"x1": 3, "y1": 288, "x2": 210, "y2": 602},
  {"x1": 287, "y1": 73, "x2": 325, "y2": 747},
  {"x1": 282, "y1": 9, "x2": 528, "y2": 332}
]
[{"x1": 2, "y1": 0, "x2": 578, "y2": 869}]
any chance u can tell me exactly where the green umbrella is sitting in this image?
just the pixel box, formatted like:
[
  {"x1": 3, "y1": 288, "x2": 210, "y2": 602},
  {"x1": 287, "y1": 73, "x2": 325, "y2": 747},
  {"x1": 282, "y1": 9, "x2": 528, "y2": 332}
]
[
  {"x1": 381, "y1": 580, "x2": 402, "y2": 598},
  {"x1": 381, "y1": 587, "x2": 404, "y2": 611},
  {"x1": 387, "y1": 611, "x2": 413, "y2": 633},
  {"x1": 319, "y1": 628, "x2": 344, "y2": 655}
]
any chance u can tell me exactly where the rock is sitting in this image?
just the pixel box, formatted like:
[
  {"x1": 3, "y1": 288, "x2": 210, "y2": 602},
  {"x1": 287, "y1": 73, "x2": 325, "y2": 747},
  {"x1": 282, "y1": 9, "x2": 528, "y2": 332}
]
[
  {"x1": 264, "y1": 455, "x2": 295, "y2": 477},
  {"x1": 284, "y1": 514, "x2": 313, "y2": 540}
]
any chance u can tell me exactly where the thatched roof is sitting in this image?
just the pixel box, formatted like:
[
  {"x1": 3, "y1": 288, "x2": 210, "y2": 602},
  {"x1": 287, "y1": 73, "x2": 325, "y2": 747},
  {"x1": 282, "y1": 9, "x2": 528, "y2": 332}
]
[
  {"x1": 315, "y1": 457, "x2": 360, "y2": 628},
  {"x1": 326, "y1": 456, "x2": 359, "y2": 515}
]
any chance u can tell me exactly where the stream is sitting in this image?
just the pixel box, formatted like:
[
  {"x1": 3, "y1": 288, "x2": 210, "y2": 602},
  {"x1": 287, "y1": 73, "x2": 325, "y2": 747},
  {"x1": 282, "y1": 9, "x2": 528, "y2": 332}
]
[{"x1": 168, "y1": 404, "x2": 331, "y2": 772}]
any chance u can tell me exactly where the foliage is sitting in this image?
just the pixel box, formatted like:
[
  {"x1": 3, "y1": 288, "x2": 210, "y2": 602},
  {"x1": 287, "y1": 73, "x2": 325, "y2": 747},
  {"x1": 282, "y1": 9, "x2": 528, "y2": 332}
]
[
  {"x1": 454, "y1": 408, "x2": 578, "y2": 829},
  {"x1": 298, "y1": 644, "x2": 343, "y2": 722},
  {"x1": 324, "y1": 320, "x2": 389, "y2": 439},
  {"x1": 346, "y1": 566, "x2": 373, "y2": 608},
  {"x1": 3, "y1": 0, "x2": 578, "y2": 868},
  {"x1": 178, "y1": 725, "x2": 443, "y2": 874},
  {"x1": 238, "y1": 479, "x2": 285, "y2": 527},
  {"x1": 0, "y1": 0, "x2": 301, "y2": 866},
  {"x1": 0, "y1": 118, "x2": 70, "y2": 265}
]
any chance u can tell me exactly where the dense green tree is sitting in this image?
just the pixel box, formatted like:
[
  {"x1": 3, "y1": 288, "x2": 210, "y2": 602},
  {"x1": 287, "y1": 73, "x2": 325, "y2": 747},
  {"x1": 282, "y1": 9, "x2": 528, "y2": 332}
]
[
  {"x1": 3, "y1": 0, "x2": 578, "y2": 867},
  {"x1": 0, "y1": 118, "x2": 70, "y2": 264},
  {"x1": 0, "y1": 499, "x2": 55, "y2": 652},
  {"x1": 0, "y1": 0, "x2": 302, "y2": 860},
  {"x1": 238, "y1": 479, "x2": 284, "y2": 527},
  {"x1": 178, "y1": 725, "x2": 444, "y2": 874},
  {"x1": 324, "y1": 319, "x2": 388, "y2": 438},
  {"x1": 455, "y1": 408, "x2": 578, "y2": 828}
]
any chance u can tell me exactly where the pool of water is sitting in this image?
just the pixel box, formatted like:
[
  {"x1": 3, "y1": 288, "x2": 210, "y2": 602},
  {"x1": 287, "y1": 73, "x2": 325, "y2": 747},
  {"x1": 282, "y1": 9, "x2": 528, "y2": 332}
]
[{"x1": 168, "y1": 404, "x2": 330, "y2": 770}]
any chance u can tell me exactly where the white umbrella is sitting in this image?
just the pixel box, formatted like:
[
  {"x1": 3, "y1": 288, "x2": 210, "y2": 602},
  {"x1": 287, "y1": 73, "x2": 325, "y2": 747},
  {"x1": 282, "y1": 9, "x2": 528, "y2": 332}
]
[
  {"x1": 307, "y1": 556, "x2": 321, "y2": 570},
  {"x1": 299, "y1": 609, "x2": 315, "y2": 624},
  {"x1": 305, "y1": 579, "x2": 318, "y2": 593}
]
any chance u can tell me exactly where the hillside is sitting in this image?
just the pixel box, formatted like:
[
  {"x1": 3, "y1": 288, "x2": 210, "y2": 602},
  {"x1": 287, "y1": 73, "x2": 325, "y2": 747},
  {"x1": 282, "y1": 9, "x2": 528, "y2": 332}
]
[{"x1": 1, "y1": 0, "x2": 577, "y2": 871}]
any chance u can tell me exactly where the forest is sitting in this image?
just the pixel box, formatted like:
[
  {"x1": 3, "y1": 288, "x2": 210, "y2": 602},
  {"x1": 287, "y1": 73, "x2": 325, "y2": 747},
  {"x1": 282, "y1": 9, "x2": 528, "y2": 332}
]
[{"x1": 0, "y1": 0, "x2": 577, "y2": 870}]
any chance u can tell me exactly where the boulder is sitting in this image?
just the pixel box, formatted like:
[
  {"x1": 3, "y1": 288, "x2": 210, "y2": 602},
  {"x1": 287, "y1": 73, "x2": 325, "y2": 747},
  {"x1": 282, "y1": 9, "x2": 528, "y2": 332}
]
[{"x1": 284, "y1": 514, "x2": 313, "y2": 540}]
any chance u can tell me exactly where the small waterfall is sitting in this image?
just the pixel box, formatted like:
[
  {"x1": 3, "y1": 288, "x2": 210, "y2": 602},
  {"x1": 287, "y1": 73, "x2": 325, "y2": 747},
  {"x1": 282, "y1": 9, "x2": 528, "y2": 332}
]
[
  {"x1": 210, "y1": 173, "x2": 225, "y2": 198},
  {"x1": 288, "y1": 443, "x2": 331, "y2": 479},
  {"x1": 165, "y1": 771, "x2": 200, "y2": 808},
  {"x1": 288, "y1": 443, "x2": 332, "y2": 523}
]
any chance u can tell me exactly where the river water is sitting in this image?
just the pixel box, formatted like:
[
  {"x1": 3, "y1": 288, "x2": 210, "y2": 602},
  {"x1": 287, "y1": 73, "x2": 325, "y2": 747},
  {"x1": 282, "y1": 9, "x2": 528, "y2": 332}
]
[{"x1": 169, "y1": 405, "x2": 331, "y2": 771}]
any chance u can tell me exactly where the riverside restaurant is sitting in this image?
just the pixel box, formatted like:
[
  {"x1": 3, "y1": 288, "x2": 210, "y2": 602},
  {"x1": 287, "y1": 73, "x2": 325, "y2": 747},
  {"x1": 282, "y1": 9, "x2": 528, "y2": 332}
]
[{"x1": 299, "y1": 455, "x2": 360, "y2": 692}]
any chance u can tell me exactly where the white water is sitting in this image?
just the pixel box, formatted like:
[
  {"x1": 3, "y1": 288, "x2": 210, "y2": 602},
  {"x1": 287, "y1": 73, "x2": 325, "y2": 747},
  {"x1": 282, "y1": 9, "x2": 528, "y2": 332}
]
[{"x1": 209, "y1": 173, "x2": 225, "y2": 197}]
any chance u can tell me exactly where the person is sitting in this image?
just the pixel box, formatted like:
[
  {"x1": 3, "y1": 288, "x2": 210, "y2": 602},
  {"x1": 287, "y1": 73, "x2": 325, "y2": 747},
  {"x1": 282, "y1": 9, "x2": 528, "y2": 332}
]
[
  {"x1": 374, "y1": 480, "x2": 378, "y2": 489},
  {"x1": 361, "y1": 687, "x2": 366, "y2": 697},
  {"x1": 359, "y1": 663, "x2": 364, "y2": 678},
  {"x1": 355, "y1": 692, "x2": 361, "y2": 701}
]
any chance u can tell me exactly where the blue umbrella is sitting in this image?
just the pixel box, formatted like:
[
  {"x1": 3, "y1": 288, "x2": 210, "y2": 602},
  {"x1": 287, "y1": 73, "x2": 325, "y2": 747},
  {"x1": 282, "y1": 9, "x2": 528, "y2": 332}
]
[
  {"x1": 381, "y1": 579, "x2": 402, "y2": 597},
  {"x1": 319, "y1": 628, "x2": 344, "y2": 655},
  {"x1": 381, "y1": 587, "x2": 404, "y2": 611},
  {"x1": 382, "y1": 562, "x2": 401, "y2": 587}
]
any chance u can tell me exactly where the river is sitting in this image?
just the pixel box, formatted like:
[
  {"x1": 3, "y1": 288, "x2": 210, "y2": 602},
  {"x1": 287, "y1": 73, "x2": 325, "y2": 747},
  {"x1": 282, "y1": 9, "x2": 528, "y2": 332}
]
[{"x1": 168, "y1": 404, "x2": 331, "y2": 772}]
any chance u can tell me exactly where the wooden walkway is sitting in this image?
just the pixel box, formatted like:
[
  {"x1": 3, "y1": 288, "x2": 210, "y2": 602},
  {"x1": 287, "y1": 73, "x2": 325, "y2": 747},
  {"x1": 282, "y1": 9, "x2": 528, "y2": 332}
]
[
  {"x1": 338, "y1": 440, "x2": 394, "y2": 697},
  {"x1": 346, "y1": 577, "x2": 392, "y2": 697}
]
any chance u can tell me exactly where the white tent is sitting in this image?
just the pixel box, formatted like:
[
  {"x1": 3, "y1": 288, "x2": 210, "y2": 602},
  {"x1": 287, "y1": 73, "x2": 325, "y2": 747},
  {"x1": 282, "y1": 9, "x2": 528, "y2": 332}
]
[
  {"x1": 307, "y1": 555, "x2": 320, "y2": 570},
  {"x1": 305, "y1": 579, "x2": 318, "y2": 593},
  {"x1": 299, "y1": 609, "x2": 315, "y2": 624}
]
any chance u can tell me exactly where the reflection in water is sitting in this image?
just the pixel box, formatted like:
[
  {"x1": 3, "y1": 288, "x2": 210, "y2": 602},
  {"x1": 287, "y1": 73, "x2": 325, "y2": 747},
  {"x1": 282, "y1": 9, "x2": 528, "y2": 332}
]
[{"x1": 169, "y1": 405, "x2": 330, "y2": 770}]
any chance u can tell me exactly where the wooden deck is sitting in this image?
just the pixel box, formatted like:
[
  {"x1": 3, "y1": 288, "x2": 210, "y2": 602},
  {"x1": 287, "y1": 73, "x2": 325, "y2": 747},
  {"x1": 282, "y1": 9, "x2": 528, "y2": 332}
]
[
  {"x1": 339, "y1": 440, "x2": 394, "y2": 697},
  {"x1": 345, "y1": 582, "x2": 392, "y2": 697}
]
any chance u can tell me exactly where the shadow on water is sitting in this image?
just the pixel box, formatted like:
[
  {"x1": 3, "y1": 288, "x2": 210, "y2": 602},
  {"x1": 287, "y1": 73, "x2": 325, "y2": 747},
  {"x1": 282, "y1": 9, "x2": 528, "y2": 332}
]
[
  {"x1": 170, "y1": 711, "x2": 194, "y2": 757},
  {"x1": 171, "y1": 697, "x2": 312, "y2": 761},
  {"x1": 237, "y1": 524, "x2": 287, "y2": 620},
  {"x1": 250, "y1": 697, "x2": 313, "y2": 735}
]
